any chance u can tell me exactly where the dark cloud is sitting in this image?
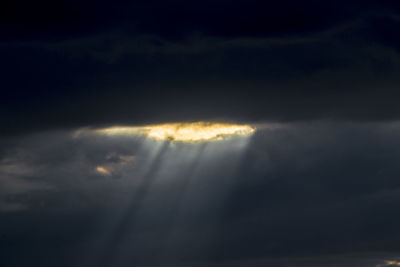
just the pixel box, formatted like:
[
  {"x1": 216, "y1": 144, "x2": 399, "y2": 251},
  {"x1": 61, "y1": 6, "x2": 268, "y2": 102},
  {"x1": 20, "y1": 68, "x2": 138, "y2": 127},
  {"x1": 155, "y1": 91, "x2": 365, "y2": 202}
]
[
  {"x1": 2, "y1": 14, "x2": 400, "y2": 135},
  {"x1": 1, "y1": 122, "x2": 400, "y2": 266},
  {"x1": 2, "y1": 1, "x2": 400, "y2": 266},
  {"x1": 0, "y1": 1, "x2": 400, "y2": 135},
  {"x1": 3, "y1": 0, "x2": 398, "y2": 41}
]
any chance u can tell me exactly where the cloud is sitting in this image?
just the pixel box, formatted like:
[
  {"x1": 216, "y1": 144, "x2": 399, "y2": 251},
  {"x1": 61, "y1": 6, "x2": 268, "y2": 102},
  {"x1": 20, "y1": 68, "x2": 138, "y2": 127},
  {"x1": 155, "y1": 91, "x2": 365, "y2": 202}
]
[
  {"x1": 1, "y1": 15, "x2": 400, "y2": 135},
  {"x1": 5, "y1": 0, "x2": 396, "y2": 41},
  {"x1": 0, "y1": 158, "x2": 51, "y2": 211},
  {"x1": 378, "y1": 260, "x2": 400, "y2": 266},
  {"x1": 2, "y1": 1, "x2": 400, "y2": 266},
  {"x1": 1, "y1": 121, "x2": 400, "y2": 266},
  {"x1": 143, "y1": 254, "x2": 399, "y2": 267},
  {"x1": 90, "y1": 122, "x2": 255, "y2": 142}
]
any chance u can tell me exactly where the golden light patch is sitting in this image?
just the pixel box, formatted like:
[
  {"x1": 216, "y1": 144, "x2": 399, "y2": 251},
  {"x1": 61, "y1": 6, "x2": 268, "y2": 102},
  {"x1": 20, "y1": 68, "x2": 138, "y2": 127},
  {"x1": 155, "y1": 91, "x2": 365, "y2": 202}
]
[
  {"x1": 377, "y1": 260, "x2": 400, "y2": 267},
  {"x1": 94, "y1": 122, "x2": 255, "y2": 143},
  {"x1": 384, "y1": 261, "x2": 400, "y2": 266},
  {"x1": 95, "y1": 166, "x2": 111, "y2": 175}
]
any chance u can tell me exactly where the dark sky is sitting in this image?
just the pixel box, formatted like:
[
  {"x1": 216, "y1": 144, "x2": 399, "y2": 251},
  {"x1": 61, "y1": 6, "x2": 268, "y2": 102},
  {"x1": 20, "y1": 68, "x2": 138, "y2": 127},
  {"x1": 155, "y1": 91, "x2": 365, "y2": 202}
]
[
  {"x1": 1, "y1": 0, "x2": 400, "y2": 134},
  {"x1": 1, "y1": 1, "x2": 400, "y2": 267}
]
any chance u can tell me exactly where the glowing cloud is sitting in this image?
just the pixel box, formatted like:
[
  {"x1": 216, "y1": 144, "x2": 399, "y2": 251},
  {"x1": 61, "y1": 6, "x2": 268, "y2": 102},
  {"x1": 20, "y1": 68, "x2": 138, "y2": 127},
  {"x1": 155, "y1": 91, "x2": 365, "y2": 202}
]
[
  {"x1": 94, "y1": 122, "x2": 255, "y2": 142},
  {"x1": 377, "y1": 260, "x2": 400, "y2": 267},
  {"x1": 95, "y1": 166, "x2": 111, "y2": 175},
  {"x1": 384, "y1": 261, "x2": 400, "y2": 266}
]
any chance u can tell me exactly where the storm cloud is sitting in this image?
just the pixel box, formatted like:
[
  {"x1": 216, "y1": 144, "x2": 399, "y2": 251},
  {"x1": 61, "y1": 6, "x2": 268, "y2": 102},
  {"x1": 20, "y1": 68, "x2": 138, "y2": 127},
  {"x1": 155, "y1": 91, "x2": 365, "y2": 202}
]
[
  {"x1": 1, "y1": 1, "x2": 400, "y2": 135},
  {"x1": 1, "y1": 122, "x2": 400, "y2": 266},
  {"x1": 2, "y1": 1, "x2": 400, "y2": 266}
]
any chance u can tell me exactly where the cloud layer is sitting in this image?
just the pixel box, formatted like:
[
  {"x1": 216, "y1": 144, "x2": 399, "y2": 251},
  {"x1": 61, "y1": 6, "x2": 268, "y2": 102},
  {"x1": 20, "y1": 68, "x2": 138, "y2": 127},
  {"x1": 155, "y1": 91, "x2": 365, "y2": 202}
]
[
  {"x1": 1, "y1": 11, "x2": 400, "y2": 135},
  {"x1": 1, "y1": 121, "x2": 400, "y2": 266}
]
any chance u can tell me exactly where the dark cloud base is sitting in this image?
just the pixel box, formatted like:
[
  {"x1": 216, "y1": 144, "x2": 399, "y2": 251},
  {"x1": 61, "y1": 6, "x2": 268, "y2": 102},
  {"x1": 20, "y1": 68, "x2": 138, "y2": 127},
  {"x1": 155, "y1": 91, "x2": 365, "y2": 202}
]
[{"x1": 1, "y1": 122, "x2": 400, "y2": 266}]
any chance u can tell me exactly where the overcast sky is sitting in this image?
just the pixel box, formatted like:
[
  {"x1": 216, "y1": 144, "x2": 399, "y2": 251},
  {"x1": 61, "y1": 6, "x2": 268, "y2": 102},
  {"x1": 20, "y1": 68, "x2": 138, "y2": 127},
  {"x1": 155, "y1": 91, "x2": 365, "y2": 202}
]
[{"x1": 1, "y1": 1, "x2": 400, "y2": 267}]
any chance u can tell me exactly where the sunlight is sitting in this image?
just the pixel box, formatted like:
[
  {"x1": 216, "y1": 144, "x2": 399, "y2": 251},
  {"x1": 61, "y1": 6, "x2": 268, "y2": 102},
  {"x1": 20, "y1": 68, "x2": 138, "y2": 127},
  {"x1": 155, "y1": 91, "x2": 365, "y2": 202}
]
[{"x1": 92, "y1": 122, "x2": 255, "y2": 143}]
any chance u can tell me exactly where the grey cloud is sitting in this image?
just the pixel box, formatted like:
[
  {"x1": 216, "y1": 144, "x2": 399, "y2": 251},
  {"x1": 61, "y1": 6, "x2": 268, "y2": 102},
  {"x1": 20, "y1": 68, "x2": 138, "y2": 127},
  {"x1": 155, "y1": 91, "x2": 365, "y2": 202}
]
[
  {"x1": 146, "y1": 253, "x2": 399, "y2": 267},
  {"x1": 0, "y1": 156, "x2": 51, "y2": 211},
  {"x1": 3, "y1": 1, "x2": 400, "y2": 266},
  {"x1": 1, "y1": 122, "x2": 400, "y2": 266}
]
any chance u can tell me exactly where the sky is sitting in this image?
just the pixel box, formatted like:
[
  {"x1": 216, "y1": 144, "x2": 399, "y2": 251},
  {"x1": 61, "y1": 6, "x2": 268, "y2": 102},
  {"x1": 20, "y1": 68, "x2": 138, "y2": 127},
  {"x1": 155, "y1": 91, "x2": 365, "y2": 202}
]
[{"x1": 1, "y1": 1, "x2": 400, "y2": 267}]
